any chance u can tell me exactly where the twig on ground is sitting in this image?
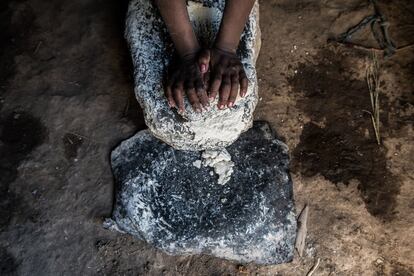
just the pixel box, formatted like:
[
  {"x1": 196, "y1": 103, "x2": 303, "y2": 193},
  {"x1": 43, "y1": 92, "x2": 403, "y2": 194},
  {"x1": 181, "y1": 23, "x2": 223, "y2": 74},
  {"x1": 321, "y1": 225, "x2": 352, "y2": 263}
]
[
  {"x1": 34, "y1": 41, "x2": 42, "y2": 54},
  {"x1": 328, "y1": 41, "x2": 383, "y2": 52},
  {"x1": 66, "y1": 135, "x2": 74, "y2": 145},
  {"x1": 306, "y1": 258, "x2": 321, "y2": 276},
  {"x1": 365, "y1": 51, "x2": 381, "y2": 145},
  {"x1": 67, "y1": 131, "x2": 100, "y2": 145},
  {"x1": 330, "y1": 41, "x2": 414, "y2": 54},
  {"x1": 295, "y1": 204, "x2": 309, "y2": 257}
]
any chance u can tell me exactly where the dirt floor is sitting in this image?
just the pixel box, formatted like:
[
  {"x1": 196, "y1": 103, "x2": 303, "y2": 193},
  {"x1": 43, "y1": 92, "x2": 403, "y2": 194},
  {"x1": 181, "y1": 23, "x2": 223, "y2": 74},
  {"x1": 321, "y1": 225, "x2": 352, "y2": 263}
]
[{"x1": 1, "y1": 0, "x2": 413, "y2": 275}]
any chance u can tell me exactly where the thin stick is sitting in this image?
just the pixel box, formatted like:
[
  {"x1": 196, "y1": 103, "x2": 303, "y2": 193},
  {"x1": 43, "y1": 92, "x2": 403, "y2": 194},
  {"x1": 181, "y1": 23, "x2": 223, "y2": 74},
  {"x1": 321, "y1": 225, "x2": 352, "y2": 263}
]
[
  {"x1": 34, "y1": 41, "x2": 42, "y2": 54},
  {"x1": 366, "y1": 51, "x2": 381, "y2": 145},
  {"x1": 295, "y1": 204, "x2": 309, "y2": 257},
  {"x1": 67, "y1": 131, "x2": 89, "y2": 140},
  {"x1": 306, "y1": 258, "x2": 321, "y2": 276}
]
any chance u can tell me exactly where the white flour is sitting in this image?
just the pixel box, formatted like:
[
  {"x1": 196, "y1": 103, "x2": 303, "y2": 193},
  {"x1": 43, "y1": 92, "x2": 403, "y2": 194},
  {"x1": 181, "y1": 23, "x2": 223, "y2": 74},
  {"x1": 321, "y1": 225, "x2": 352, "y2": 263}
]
[
  {"x1": 201, "y1": 149, "x2": 234, "y2": 185},
  {"x1": 192, "y1": 159, "x2": 202, "y2": 169}
]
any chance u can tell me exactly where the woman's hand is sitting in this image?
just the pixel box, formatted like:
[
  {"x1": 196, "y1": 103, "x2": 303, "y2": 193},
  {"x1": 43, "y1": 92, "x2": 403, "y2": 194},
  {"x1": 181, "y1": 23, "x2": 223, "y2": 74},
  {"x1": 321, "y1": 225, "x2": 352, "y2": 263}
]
[
  {"x1": 165, "y1": 49, "x2": 210, "y2": 113},
  {"x1": 208, "y1": 47, "x2": 248, "y2": 109},
  {"x1": 155, "y1": 0, "x2": 254, "y2": 112}
]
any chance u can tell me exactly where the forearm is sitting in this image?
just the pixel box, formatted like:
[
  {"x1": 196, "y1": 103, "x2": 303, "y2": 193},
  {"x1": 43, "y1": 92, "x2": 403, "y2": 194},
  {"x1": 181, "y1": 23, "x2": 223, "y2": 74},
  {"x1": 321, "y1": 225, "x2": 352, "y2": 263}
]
[
  {"x1": 215, "y1": 0, "x2": 255, "y2": 53},
  {"x1": 154, "y1": 0, "x2": 200, "y2": 57}
]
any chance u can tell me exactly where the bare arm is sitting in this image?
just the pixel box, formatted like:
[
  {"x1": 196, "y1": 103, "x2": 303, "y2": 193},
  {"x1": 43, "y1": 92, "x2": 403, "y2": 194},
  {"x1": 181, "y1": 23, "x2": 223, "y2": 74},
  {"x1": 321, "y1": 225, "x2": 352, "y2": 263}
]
[
  {"x1": 154, "y1": 0, "x2": 200, "y2": 57},
  {"x1": 215, "y1": 0, "x2": 256, "y2": 53},
  {"x1": 154, "y1": 0, "x2": 210, "y2": 112},
  {"x1": 209, "y1": 0, "x2": 255, "y2": 109}
]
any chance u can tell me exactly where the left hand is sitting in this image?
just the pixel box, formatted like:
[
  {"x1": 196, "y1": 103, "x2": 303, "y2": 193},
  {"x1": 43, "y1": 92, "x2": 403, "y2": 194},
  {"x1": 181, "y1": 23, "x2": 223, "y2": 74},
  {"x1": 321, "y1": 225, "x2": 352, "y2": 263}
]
[{"x1": 164, "y1": 48, "x2": 210, "y2": 113}]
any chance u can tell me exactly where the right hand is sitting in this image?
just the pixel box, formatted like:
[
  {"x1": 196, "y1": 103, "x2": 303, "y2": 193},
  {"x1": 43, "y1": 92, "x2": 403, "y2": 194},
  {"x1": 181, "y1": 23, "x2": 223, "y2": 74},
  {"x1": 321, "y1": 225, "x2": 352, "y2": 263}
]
[
  {"x1": 208, "y1": 47, "x2": 248, "y2": 109},
  {"x1": 164, "y1": 49, "x2": 210, "y2": 113}
]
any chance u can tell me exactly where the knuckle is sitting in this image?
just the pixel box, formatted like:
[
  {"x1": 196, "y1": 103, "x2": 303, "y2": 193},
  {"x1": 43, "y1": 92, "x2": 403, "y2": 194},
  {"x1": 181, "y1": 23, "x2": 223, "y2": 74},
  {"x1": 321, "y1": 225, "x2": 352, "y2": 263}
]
[
  {"x1": 195, "y1": 80, "x2": 204, "y2": 89},
  {"x1": 196, "y1": 86, "x2": 205, "y2": 94},
  {"x1": 184, "y1": 84, "x2": 194, "y2": 90},
  {"x1": 186, "y1": 89, "x2": 196, "y2": 96},
  {"x1": 184, "y1": 80, "x2": 194, "y2": 89},
  {"x1": 217, "y1": 66, "x2": 225, "y2": 74},
  {"x1": 222, "y1": 79, "x2": 231, "y2": 85},
  {"x1": 172, "y1": 83, "x2": 181, "y2": 90},
  {"x1": 187, "y1": 96, "x2": 196, "y2": 103},
  {"x1": 213, "y1": 74, "x2": 222, "y2": 81},
  {"x1": 196, "y1": 90, "x2": 205, "y2": 97}
]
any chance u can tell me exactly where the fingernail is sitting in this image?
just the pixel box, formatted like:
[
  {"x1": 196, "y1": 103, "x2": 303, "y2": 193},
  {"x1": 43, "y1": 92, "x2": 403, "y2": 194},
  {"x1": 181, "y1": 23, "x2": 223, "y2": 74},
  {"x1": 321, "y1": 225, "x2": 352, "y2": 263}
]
[
  {"x1": 201, "y1": 64, "x2": 206, "y2": 73},
  {"x1": 228, "y1": 102, "x2": 233, "y2": 107},
  {"x1": 219, "y1": 104, "x2": 224, "y2": 109}
]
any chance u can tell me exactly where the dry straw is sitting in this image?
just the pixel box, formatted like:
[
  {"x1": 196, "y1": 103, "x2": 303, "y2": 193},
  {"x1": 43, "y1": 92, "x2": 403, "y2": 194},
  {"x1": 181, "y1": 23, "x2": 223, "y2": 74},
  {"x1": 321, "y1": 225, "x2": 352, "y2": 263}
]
[{"x1": 366, "y1": 51, "x2": 381, "y2": 145}]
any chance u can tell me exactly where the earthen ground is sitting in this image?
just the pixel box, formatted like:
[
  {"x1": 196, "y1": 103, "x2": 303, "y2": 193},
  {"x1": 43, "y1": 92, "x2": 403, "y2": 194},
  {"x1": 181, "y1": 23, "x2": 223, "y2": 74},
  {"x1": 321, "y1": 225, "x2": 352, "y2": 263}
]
[{"x1": 1, "y1": 0, "x2": 413, "y2": 275}]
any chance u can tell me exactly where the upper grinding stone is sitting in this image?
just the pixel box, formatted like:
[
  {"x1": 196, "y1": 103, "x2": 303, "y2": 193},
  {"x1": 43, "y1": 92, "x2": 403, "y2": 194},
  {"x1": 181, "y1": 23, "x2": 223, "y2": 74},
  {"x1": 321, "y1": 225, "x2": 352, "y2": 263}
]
[{"x1": 125, "y1": 0, "x2": 261, "y2": 151}]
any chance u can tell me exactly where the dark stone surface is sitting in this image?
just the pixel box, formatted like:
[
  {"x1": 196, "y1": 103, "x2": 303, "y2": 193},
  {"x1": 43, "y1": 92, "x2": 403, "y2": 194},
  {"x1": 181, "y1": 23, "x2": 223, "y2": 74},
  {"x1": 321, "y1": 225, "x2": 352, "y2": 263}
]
[{"x1": 106, "y1": 121, "x2": 297, "y2": 264}]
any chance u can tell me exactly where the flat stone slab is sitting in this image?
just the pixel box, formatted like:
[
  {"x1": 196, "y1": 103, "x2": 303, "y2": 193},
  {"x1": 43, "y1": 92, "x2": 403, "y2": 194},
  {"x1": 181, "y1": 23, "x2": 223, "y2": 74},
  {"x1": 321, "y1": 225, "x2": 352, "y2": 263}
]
[{"x1": 105, "y1": 122, "x2": 297, "y2": 264}]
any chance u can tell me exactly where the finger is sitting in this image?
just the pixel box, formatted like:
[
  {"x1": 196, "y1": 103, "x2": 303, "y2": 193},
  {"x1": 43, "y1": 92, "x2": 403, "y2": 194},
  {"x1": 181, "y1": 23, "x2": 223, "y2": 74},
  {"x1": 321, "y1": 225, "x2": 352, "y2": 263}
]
[
  {"x1": 218, "y1": 75, "x2": 231, "y2": 109},
  {"x1": 198, "y1": 48, "x2": 210, "y2": 74},
  {"x1": 228, "y1": 74, "x2": 239, "y2": 107},
  {"x1": 195, "y1": 79, "x2": 209, "y2": 108},
  {"x1": 186, "y1": 87, "x2": 202, "y2": 113},
  {"x1": 209, "y1": 71, "x2": 222, "y2": 101},
  {"x1": 165, "y1": 80, "x2": 175, "y2": 108},
  {"x1": 239, "y1": 70, "x2": 248, "y2": 97},
  {"x1": 203, "y1": 71, "x2": 210, "y2": 87},
  {"x1": 173, "y1": 83, "x2": 185, "y2": 112}
]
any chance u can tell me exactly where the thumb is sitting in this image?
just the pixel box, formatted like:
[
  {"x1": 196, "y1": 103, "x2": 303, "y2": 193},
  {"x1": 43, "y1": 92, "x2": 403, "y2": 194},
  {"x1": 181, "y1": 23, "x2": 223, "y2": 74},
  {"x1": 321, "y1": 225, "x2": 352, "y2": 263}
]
[{"x1": 198, "y1": 48, "x2": 210, "y2": 74}]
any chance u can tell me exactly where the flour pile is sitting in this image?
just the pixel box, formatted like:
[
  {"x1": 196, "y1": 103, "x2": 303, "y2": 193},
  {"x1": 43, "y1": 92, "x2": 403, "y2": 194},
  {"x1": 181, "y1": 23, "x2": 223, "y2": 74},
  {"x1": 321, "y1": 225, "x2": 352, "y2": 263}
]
[{"x1": 192, "y1": 149, "x2": 235, "y2": 185}]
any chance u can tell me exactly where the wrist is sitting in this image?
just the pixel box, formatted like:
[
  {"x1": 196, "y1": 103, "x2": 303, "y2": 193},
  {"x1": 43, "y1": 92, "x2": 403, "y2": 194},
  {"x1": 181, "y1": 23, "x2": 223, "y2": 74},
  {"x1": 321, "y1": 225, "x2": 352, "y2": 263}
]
[
  {"x1": 180, "y1": 46, "x2": 201, "y2": 61},
  {"x1": 173, "y1": 28, "x2": 201, "y2": 59},
  {"x1": 212, "y1": 45, "x2": 237, "y2": 56},
  {"x1": 213, "y1": 41, "x2": 237, "y2": 54}
]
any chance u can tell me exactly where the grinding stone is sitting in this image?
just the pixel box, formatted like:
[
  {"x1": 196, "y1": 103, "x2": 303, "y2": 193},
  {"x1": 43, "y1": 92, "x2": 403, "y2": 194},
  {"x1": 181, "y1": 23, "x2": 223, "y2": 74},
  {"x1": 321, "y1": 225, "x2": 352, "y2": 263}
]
[{"x1": 105, "y1": 121, "x2": 297, "y2": 264}]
